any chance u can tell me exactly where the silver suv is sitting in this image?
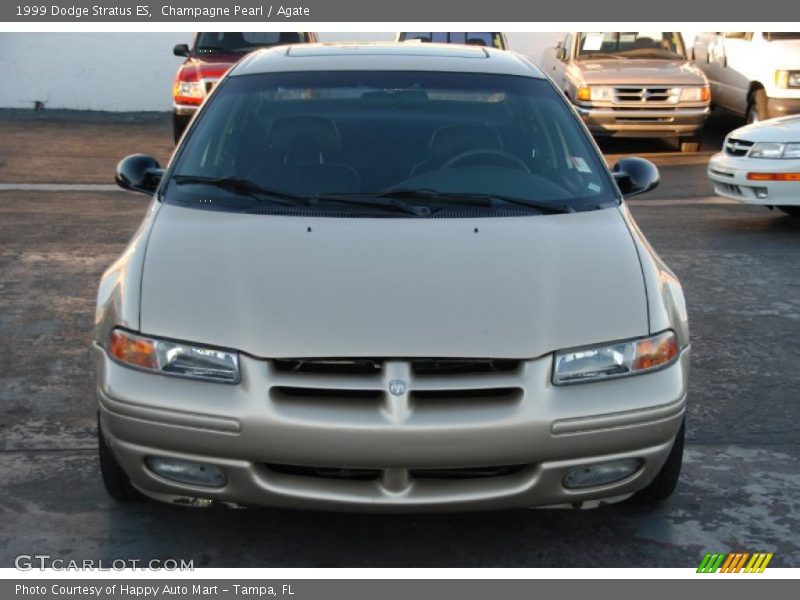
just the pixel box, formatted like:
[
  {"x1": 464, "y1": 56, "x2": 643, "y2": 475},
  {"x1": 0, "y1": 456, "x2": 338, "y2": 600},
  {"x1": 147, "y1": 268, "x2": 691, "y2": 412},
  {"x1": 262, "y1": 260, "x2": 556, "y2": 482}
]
[{"x1": 97, "y1": 43, "x2": 689, "y2": 512}]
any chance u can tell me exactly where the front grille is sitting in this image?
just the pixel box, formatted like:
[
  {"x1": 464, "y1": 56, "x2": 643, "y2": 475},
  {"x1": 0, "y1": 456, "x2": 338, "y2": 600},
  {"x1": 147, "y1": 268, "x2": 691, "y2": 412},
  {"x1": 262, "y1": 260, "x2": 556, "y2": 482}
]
[
  {"x1": 273, "y1": 359, "x2": 382, "y2": 375},
  {"x1": 725, "y1": 138, "x2": 754, "y2": 156},
  {"x1": 266, "y1": 463, "x2": 525, "y2": 482},
  {"x1": 271, "y1": 358, "x2": 520, "y2": 376},
  {"x1": 715, "y1": 183, "x2": 743, "y2": 196},
  {"x1": 411, "y1": 465, "x2": 525, "y2": 480},
  {"x1": 613, "y1": 86, "x2": 676, "y2": 103},
  {"x1": 268, "y1": 358, "x2": 525, "y2": 412},
  {"x1": 266, "y1": 464, "x2": 381, "y2": 481},
  {"x1": 272, "y1": 386, "x2": 383, "y2": 402},
  {"x1": 411, "y1": 358, "x2": 520, "y2": 376},
  {"x1": 411, "y1": 388, "x2": 521, "y2": 403}
]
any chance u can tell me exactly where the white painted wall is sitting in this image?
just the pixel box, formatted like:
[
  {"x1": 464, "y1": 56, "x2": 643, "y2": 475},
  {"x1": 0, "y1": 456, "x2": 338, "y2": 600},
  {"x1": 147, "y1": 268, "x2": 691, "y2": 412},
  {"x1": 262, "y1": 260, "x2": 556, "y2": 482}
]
[{"x1": 0, "y1": 31, "x2": 696, "y2": 111}]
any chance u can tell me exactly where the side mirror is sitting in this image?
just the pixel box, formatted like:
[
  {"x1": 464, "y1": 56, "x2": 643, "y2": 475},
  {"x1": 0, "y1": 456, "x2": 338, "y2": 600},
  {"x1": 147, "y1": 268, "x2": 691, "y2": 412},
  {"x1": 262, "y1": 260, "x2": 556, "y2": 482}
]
[
  {"x1": 556, "y1": 47, "x2": 567, "y2": 61},
  {"x1": 173, "y1": 43, "x2": 190, "y2": 57},
  {"x1": 612, "y1": 157, "x2": 660, "y2": 198},
  {"x1": 115, "y1": 154, "x2": 164, "y2": 195}
]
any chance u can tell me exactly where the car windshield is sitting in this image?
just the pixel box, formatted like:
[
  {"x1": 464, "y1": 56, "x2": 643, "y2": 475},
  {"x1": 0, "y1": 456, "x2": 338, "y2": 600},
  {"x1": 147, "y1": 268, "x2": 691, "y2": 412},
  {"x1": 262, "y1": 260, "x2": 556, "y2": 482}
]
[
  {"x1": 399, "y1": 33, "x2": 504, "y2": 49},
  {"x1": 576, "y1": 32, "x2": 685, "y2": 60},
  {"x1": 195, "y1": 32, "x2": 305, "y2": 54},
  {"x1": 166, "y1": 71, "x2": 617, "y2": 217}
]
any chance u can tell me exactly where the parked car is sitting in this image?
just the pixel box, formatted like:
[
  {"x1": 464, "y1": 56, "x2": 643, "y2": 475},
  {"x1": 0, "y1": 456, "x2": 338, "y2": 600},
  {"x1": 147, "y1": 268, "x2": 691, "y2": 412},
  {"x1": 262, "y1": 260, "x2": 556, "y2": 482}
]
[
  {"x1": 541, "y1": 32, "x2": 710, "y2": 152},
  {"x1": 172, "y1": 32, "x2": 318, "y2": 141},
  {"x1": 396, "y1": 32, "x2": 508, "y2": 50},
  {"x1": 707, "y1": 115, "x2": 800, "y2": 216},
  {"x1": 692, "y1": 32, "x2": 800, "y2": 123},
  {"x1": 100, "y1": 43, "x2": 689, "y2": 512}
]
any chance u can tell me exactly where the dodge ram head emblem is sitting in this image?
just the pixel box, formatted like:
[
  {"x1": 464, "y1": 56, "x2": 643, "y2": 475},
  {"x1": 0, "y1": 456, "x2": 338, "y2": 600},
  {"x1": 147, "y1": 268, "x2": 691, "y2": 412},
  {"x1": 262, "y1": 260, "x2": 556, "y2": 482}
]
[{"x1": 388, "y1": 380, "x2": 407, "y2": 396}]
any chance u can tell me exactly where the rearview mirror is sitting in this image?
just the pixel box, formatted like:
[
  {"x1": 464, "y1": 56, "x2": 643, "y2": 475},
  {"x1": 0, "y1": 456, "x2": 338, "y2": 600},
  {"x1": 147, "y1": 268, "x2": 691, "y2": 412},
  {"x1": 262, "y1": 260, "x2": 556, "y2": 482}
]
[
  {"x1": 115, "y1": 154, "x2": 164, "y2": 195},
  {"x1": 612, "y1": 157, "x2": 660, "y2": 198},
  {"x1": 173, "y1": 43, "x2": 190, "y2": 57}
]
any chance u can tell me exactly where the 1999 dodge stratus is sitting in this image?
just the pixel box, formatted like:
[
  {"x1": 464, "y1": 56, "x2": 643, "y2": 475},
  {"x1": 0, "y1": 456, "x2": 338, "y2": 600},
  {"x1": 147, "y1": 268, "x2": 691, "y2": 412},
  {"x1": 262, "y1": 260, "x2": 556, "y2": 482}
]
[{"x1": 94, "y1": 43, "x2": 689, "y2": 512}]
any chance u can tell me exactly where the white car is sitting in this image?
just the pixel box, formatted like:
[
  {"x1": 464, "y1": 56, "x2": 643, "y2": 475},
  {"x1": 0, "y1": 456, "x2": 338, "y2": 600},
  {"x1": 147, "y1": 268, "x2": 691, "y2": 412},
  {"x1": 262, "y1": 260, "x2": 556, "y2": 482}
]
[{"x1": 708, "y1": 115, "x2": 800, "y2": 216}]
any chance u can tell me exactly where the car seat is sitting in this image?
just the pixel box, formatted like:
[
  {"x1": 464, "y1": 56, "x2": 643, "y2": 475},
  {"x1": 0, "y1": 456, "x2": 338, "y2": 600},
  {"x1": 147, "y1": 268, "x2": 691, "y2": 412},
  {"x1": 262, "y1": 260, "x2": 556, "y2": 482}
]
[
  {"x1": 409, "y1": 124, "x2": 504, "y2": 178},
  {"x1": 247, "y1": 116, "x2": 361, "y2": 196}
]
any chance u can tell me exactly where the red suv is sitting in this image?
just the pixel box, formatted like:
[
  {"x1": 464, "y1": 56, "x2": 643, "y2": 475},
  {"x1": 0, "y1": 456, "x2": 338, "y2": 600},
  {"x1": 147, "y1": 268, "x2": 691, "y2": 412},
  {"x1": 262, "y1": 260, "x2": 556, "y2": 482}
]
[{"x1": 172, "y1": 32, "x2": 318, "y2": 141}]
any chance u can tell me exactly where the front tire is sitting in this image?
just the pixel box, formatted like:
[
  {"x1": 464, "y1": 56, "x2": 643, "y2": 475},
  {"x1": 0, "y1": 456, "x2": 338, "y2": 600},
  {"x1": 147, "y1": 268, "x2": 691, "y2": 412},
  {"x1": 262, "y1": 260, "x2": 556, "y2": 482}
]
[
  {"x1": 778, "y1": 206, "x2": 800, "y2": 217},
  {"x1": 746, "y1": 89, "x2": 768, "y2": 124},
  {"x1": 627, "y1": 419, "x2": 685, "y2": 506},
  {"x1": 98, "y1": 416, "x2": 142, "y2": 503}
]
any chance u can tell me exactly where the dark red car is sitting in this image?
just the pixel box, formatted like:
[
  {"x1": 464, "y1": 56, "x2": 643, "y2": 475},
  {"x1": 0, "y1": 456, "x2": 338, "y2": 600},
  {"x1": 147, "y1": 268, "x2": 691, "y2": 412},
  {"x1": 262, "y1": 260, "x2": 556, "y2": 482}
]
[{"x1": 172, "y1": 32, "x2": 318, "y2": 141}]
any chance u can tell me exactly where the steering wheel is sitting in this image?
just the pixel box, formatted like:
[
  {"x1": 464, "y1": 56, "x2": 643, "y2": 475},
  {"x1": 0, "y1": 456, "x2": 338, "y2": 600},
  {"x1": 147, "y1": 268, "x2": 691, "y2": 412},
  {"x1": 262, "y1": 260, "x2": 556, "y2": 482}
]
[{"x1": 441, "y1": 150, "x2": 531, "y2": 173}]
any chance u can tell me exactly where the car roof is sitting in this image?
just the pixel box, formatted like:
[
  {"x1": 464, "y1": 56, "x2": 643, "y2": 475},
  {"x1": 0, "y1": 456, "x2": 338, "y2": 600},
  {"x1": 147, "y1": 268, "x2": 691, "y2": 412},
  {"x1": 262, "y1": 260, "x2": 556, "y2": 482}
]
[{"x1": 231, "y1": 43, "x2": 544, "y2": 79}]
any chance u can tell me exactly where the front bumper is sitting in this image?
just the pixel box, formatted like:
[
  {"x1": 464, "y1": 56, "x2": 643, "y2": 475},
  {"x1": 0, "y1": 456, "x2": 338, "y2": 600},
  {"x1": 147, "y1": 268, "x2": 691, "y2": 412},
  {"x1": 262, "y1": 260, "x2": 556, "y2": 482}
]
[
  {"x1": 766, "y1": 96, "x2": 800, "y2": 119},
  {"x1": 708, "y1": 152, "x2": 800, "y2": 206},
  {"x1": 94, "y1": 344, "x2": 689, "y2": 512},
  {"x1": 173, "y1": 103, "x2": 199, "y2": 117},
  {"x1": 575, "y1": 104, "x2": 709, "y2": 138}
]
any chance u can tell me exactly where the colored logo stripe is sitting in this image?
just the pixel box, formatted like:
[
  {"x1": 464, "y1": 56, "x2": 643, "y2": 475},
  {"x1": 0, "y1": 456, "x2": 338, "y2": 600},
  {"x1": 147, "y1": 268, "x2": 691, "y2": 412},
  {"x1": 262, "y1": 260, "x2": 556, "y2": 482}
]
[{"x1": 697, "y1": 552, "x2": 773, "y2": 573}]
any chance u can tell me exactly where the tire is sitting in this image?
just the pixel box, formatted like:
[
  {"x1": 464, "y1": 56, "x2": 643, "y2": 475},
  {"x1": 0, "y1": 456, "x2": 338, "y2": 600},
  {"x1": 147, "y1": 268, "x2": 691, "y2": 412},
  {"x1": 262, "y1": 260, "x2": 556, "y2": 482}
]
[
  {"x1": 746, "y1": 88, "x2": 768, "y2": 124},
  {"x1": 778, "y1": 206, "x2": 800, "y2": 217},
  {"x1": 172, "y1": 113, "x2": 191, "y2": 143},
  {"x1": 679, "y1": 137, "x2": 701, "y2": 153},
  {"x1": 98, "y1": 416, "x2": 142, "y2": 503},
  {"x1": 627, "y1": 419, "x2": 685, "y2": 506}
]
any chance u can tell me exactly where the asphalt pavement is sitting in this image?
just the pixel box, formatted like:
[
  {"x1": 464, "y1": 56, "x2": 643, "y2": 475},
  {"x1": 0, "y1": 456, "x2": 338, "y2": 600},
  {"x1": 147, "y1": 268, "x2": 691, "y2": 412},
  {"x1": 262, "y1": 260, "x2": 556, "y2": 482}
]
[{"x1": 0, "y1": 110, "x2": 798, "y2": 568}]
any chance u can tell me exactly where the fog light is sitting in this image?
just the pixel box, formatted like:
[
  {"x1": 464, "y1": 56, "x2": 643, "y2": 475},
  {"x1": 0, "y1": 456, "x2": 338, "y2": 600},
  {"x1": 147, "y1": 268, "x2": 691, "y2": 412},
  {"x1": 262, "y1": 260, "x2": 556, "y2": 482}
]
[
  {"x1": 754, "y1": 187, "x2": 769, "y2": 199},
  {"x1": 563, "y1": 459, "x2": 642, "y2": 490},
  {"x1": 146, "y1": 457, "x2": 226, "y2": 488}
]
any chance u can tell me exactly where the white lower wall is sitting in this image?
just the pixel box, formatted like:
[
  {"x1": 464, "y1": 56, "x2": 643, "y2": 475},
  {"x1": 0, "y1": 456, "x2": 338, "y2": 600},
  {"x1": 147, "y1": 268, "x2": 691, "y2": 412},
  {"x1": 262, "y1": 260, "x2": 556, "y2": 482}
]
[{"x1": 2, "y1": 32, "x2": 691, "y2": 112}]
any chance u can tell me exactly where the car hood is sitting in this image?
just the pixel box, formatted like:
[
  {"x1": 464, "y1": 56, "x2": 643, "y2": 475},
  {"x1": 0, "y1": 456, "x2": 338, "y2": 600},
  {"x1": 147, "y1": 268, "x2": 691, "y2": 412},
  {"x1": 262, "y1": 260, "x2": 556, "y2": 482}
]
[
  {"x1": 180, "y1": 56, "x2": 241, "y2": 80},
  {"x1": 760, "y1": 39, "x2": 800, "y2": 68},
  {"x1": 577, "y1": 59, "x2": 706, "y2": 86},
  {"x1": 730, "y1": 114, "x2": 800, "y2": 142},
  {"x1": 139, "y1": 204, "x2": 649, "y2": 359}
]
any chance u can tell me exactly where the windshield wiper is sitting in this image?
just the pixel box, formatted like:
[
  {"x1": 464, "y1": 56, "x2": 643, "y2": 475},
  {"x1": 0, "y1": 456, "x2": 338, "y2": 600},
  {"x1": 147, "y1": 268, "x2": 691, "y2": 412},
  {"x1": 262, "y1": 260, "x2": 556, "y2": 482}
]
[
  {"x1": 171, "y1": 175, "x2": 308, "y2": 206},
  {"x1": 380, "y1": 189, "x2": 574, "y2": 214},
  {"x1": 313, "y1": 192, "x2": 433, "y2": 216}
]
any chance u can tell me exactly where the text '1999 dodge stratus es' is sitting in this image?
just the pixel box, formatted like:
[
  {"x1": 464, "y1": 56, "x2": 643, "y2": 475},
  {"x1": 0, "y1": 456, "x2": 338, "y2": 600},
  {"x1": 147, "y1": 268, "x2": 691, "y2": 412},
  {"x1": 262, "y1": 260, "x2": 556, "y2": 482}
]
[{"x1": 95, "y1": 43, "x2": 689, "y2": 512}]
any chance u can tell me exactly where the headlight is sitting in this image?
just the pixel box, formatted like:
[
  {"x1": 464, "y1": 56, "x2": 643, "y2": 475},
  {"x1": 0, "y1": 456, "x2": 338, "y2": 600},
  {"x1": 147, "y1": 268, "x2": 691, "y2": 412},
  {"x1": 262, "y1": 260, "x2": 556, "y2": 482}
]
[
  {"x1": 576, "y1": 86, "x2": 613, "y2": 102},
  {"x1": 109, "y1": 329, "x2": 240, "y2": 383},
  {"x1": 748, "y1": 142, "x2": 800, "y2": 159},
  {"x1": 775, "y1": 70, "x2": 800, "y2": 88},
  {"x1": 782, "y1": 143, "x2": 800, "y2": 159},
  {"x1": 679, "y1": 86, "x2": 710, "y2": 102},
  {"x1": 173, "y1": 80, "x2": 205, "y2": 102},
  {"x1": 553, "y1": 330, "x2": 679, "y2": 385}
]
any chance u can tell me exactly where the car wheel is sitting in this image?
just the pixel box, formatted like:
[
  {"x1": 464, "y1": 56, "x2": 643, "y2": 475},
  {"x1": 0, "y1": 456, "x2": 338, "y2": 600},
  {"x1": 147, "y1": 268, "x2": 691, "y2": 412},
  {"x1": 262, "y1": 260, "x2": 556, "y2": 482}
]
[
  {"x1": 746, "y1": 89, "x2": 768, "y2": 124},
  {"x1": 778, "y1": 206, "x2": 800, "y2": 217},
  {"x1": 679, "y1": 137, "x2": 701, "y2": 153},
  {"x1": 98, "y1": 416, "x2": 142, "y2": 502},
  {"x1": 627, "y1": 418, "x2": 685, "y2": 507}
]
